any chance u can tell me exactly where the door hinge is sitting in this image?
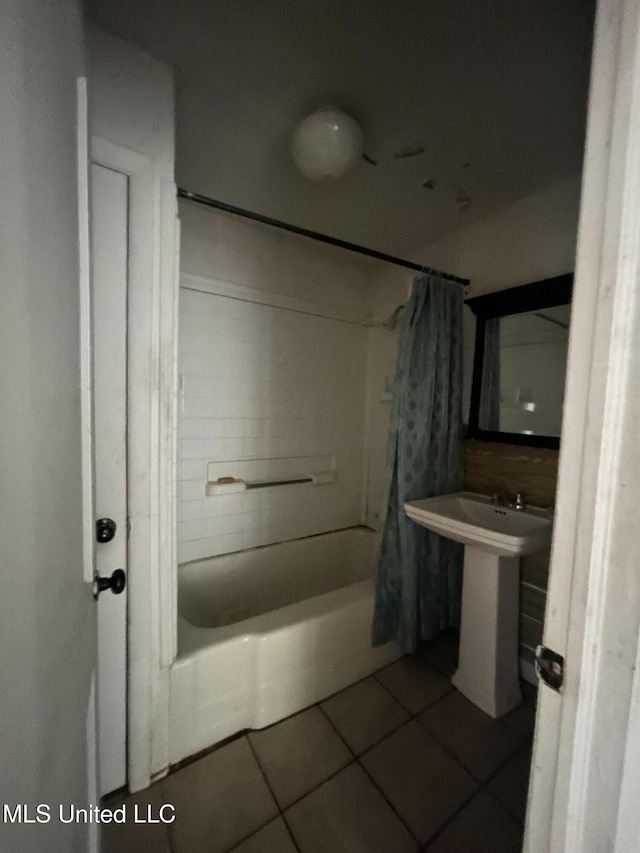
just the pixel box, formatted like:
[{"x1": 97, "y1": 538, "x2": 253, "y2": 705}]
[
  {"x1": 535, "y1": 644, "x2": 564, "y2": 691},
  {"x1": 126, "y1": 516, "x2": 131, "y2": 538}
]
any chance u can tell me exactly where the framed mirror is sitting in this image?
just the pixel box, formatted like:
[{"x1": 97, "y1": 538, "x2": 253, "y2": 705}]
[{"x1": 466, "y1": 274, "x2": 573, "y2": 449}]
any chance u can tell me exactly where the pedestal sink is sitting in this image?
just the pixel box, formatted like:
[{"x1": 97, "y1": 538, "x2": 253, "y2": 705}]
[{"x1": 405, "y1": 492, "x2": 552, "y2": 718}]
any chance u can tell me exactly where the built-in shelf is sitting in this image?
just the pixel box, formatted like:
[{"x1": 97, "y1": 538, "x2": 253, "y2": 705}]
[{"x1": 206, "y1": 455, "x2": 337, "y2": 496}]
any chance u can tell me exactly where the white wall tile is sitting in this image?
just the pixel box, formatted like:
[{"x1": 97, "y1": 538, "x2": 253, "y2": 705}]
[
  {"x1": 223, "y1": 419, "x2": 246, "y2": 438},
  {"x1": 181, "y1": 438, "x2": 203, "y2": 459},
  {"x1": 177, "y1": 540, "x2": 206, "y2": 564},
  {"x1": 179, "y1": 480, "x2": 203, "y2": 501},
  {"x1": 181, "y1": 396, "x2": 206, "y2": 419},
  {"x1": 180, "y1": 459, "x2": 204, "y2": 481},
  {"x1": 177, "y1": 228, "x2": 370, "y2": 562},
  {"x1": 242, "y1": 437, "x2": 262, "y2": 458},
  {"x1": 178, "y1": 519, "x2": 202, "y2": 543},
  {"x1": 180, "y1": 500, "x2": 203, "y2": 522},
  {"x1": 222, "y1": 437, "x2": 244, "y2": 459},
  {"x1": 202, "y1": 437, "x2": 225, "y2": 459},
  {"x1": 180, "y1": 418, "x2": 209, "y2": 439},
  {"x1": 204, "y1": 419, "x2": 226, "y2": 438}
]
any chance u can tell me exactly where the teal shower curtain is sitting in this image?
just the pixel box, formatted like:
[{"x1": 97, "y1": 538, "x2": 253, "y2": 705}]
[
  {"x1": 479, "y1": 317, "x2": 501, "y2": 431},
  {"x1": 372, "y1": 274, "x2": 464, "y2": 653}
]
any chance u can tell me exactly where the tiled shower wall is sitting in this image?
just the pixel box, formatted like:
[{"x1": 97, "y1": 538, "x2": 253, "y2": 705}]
[{"x1": 177, "y1": 203, "x2": 373, "y2": 564}]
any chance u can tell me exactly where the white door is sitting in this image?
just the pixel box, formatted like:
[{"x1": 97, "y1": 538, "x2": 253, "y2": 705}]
[
  {"x1": 91, "y1": 162, "x2": 129, "y2": 796},
  {"x1": 524, "y1": 0, "x2": 640, "y2": 849}
]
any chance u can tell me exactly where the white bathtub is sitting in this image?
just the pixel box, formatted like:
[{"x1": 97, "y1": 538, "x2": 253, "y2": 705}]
[{"x1": 169, "y1": 527, "x2": 400, "y2": 764}]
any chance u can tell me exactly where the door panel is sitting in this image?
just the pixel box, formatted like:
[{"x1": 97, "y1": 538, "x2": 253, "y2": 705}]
[{"x1": 91, "y1": 163, "x2": 128, "y2": 796}]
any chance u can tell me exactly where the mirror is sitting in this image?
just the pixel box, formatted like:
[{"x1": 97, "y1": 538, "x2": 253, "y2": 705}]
[{"x1": 467, "y1": 274, "x2": 573, "y2": 448}]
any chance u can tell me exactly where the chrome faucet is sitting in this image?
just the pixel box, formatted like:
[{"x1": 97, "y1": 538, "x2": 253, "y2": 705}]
[
  {"x1": 491, "y1": 492, "x2": 527, "y2": 511},
  {"x1": 511, "y1": 493, "x2": 527, "y2": 511}
]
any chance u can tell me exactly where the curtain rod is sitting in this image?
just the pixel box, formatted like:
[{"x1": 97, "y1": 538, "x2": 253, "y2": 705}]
[{"x1": 177, "y1": 188, "x2": 470, "y2": 286}]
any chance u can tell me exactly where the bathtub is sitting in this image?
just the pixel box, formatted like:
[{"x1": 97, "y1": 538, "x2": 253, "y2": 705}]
[{"x1": 169, "y1": 527, "x2": 400, "y2": 764}]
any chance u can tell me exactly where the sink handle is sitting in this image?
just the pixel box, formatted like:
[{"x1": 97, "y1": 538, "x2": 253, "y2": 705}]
[{"x1": 514, "y1": 493, "x2": 527, "y2": 510}]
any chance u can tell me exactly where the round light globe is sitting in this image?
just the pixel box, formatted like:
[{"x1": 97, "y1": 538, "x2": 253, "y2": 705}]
[{"x1": 291, "y1": 108, "x2": 364, "y2": 180}]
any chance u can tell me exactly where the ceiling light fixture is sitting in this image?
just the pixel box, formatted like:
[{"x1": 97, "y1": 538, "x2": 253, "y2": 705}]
[{"x1": 291, "y1": 107, "x2": 363, "y2": 180}]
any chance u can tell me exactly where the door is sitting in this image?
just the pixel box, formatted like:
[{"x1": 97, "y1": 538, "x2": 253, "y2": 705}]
[
  {"x1": 524, "y1": 0, "x2": 640, "y2": 848},
  {"x1": 91, "y1": 162, "x2": 129, "y2": 796},
  {"x1": 1, "y1": 9, "x2": 99, "y2": 852}
]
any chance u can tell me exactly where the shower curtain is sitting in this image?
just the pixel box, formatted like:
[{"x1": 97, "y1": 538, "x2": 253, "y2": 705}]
[
  {"x1": 479, "y1": 317, "x2": 501, "y2": 431},
  {"x1": 372, "y1": 273, "x2": 464, "y2": 653}
]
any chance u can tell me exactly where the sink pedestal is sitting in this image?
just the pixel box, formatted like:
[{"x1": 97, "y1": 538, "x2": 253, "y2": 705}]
[
  {"x1": 451, "y1": 545, "x2": 522, "y2": 718},
  {"x1": 404, "y1": 491, "x2": 550, "y2": 716}
]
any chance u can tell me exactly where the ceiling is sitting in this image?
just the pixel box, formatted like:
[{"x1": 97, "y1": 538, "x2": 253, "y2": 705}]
[{"x1": 86, "y1": 0, "x2": 595, "y2": 255}]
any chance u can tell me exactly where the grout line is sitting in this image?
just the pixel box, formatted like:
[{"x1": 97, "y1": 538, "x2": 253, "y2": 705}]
[
  {"x1": 480, "y1": 741, "x2": 528, "y2": 789},
  {"x1": 482, "y1": 785, "x2": 526, "y2": 828},
  {"x1": 422, "y1": 740, "x2": 531, "y2": 850},
  {"x1": 317, "y1": 703, "x2": 422, "y2": 849},
  {"x1": 413, "y1": 708, "x2": 525, "y2": 788},
  {"x1": 335, "y1": 712, "x2": 410, "y2": 758},
  {"x1": 365, "y1": 663, "x2": 531, "y2": 848},
  {"x1": 277, "y1": 757, "x2": 358, "y2": 812},
  {"x1": 419, "y1": 786, "x2": 481, "y2": 851},
  {"x1": 315, "y1": 705, "x2": 357, "y2": 760},
  {"x1": 422, "y1": 778, "x2": 526, "y2": 852},
  {"x1": 225, "y1": 814, "x2": 291, "y2": 853},
  {"x1": 375, "y1": 675, "x2": 455, "y2": 717},
  {"x1": 356, "y1": 759, "x2": 422, "y2": 851},
  {"x1": 243, "y1": 735, "x2": 285, "y2": 814},
  {"x1": 336, "y1": 688, "x2": 495, "y2": 845},
  {"x1": 244, "y1": 733, "x2": 301, "y2": 852},
  {"x1": 279, "y1": 812, "x2": 303, "y2": 853}
]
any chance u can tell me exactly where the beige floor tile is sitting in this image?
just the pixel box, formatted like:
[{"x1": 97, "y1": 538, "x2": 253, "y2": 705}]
[
  {"x1": 375, "y1": 655, "x2": 452, "y2": 714},
  {"x1": 321, "y1": 677, "x2": 410, "y2": 754},
  {"x1": 360, "y1": 721, "x2": 477, "y2": 844},
  {"x1": 487, "y1": 746, "x2": 532, "y2": 823},
  {"x1": 285, "y1": 763, "x2": 417, "y2": 853},
  {"x1": 101, "y1": 783, "x2": 172, "y2": 853},
  {"x1": 418, "y1": 691, "x2": 523, "y2": 781},
  {"x1": 229, "y1": 817, "x2": 298, "y2": 853},
  {"x1": 163, "y1": 737, "x2": 278, "y2": 853},
  {"x1": 426, "y1": 791, "x2": 523, "y2": 852},
  {"x1": 248, "y1": 706, "x2": 352, "y2": 807}
]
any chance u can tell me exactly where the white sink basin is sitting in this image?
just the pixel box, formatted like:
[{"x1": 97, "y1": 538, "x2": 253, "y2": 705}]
[{"x1": 404, "y1": 491, "x2": 552, "y2": 556}]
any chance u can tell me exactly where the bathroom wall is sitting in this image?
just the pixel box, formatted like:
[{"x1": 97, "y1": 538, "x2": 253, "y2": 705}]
[
  {"x1": 87, "y1": 24, "x2": 174, "y2": 167},
  {"x1": 177, "y1": 201, "x2": 373, "y2": 563},
  {"x1": 0, "y1": 2, "x2": 94, "y2": 851}
]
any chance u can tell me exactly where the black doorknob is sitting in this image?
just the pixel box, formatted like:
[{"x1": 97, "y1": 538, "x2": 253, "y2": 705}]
[
  {"x1": 93, "y1": 569, "x2": 126, "y2": 599},
  {"x1": 96, "y1": 518, "x2": 117, "y2": 543}
]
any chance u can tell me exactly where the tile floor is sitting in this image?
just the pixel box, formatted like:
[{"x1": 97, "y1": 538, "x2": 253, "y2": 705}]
[{"x1": 103, "y1": 632, "x2": 536, "y2": 853}]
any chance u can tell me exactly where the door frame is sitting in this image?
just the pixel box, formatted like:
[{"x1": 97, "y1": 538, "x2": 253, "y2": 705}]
[
  {"x1": 89, "y1": 135, "x2": 178, "y2": 793},
  {"x1": 524, "y1": 0, "x2": 640, "y2": 848}
]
